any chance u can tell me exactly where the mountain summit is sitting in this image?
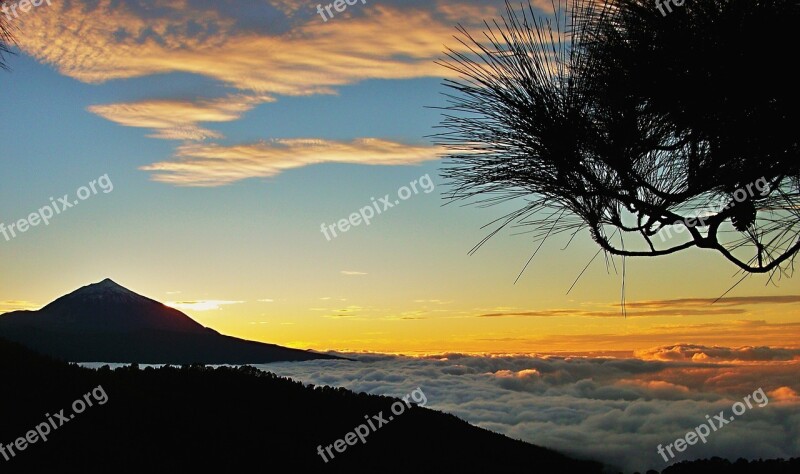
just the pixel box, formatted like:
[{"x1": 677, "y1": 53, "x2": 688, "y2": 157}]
[
  {"x1": 0, "y1": 279, "x2": 340, "y2": 364},
  {"x1": 56, "y1": 278, "x2": 147, "y2": 302},
  {"x1": 31, "y1": 278, "x2": 210, "y2": 335}
]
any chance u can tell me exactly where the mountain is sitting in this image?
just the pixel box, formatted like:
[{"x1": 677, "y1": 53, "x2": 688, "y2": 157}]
[
  {"x1": 0, "y1": 279, "x2": 340, "y2": 364},
  {"x1": 0, "y1": 338, "x2": 605, "y2": 472}
]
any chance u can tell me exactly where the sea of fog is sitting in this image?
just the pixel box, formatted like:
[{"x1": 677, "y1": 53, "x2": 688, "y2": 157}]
[{"x1": 83, "y1": 348, "x2": 800, "y2": 472}]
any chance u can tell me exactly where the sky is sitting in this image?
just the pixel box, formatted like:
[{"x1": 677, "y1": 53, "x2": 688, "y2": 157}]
[{"x1": 1, "y1": 0, "x2": 799, "y2": 357}]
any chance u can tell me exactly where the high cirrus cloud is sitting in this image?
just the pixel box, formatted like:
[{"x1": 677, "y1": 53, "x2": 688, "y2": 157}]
[{"x1": 140, "y1": 138, "x2": 440, "y2": 186}]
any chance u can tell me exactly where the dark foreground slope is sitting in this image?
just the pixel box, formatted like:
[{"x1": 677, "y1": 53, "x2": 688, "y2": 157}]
[
  {"x1": 0, "y1": 338, "x2": 602, "y2": 473},
  {"x1": 0, "y1": 279, "x2": 340, "y2": 363},
  {"x1": 660, "y1": 458, "x2": 800, "y2": 474}
]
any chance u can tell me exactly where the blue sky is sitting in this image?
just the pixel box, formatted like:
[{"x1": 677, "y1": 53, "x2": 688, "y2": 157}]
[{"x1": 1, "y1": 0, "x2": 798, "y2": 354}]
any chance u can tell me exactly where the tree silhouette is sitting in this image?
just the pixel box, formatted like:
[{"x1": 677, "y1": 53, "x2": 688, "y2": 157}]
[
  {"x1": 436, "y1": 0, "x2": 800, "y2": 279},
  {"x1": 0, "y1": 12, "x2": 15, "y2": 70}
]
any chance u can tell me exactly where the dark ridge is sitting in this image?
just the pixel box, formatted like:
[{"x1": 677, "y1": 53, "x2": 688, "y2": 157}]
[{"x1": 0, "y1": 337, "x2": 603, "y2": 473}]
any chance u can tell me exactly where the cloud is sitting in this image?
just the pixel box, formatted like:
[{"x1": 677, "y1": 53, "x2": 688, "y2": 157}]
[
  {"x1": 17, "y1": 1, "x2": 474, "y2": 93},
  {"x1": 341, "y1": 271, "x2": 368, "y2": 276},
  {"x1": 768, "y1": 387, "x2": 800, "y2": 404},
  {"x1": 321, "y1": 306, "x2": 364, "y2": 319},
  {"x1": 88, "y1": 94, "x2": 271, "y2": 141},
  {"x1": 493, "y1": 368, "x2": 542, "y2": 379},
  {"x1": 621, "y1": 295, "x2": 800, "y2": 308},
  {"x1": 478, "y1": 308, "x2": 747, "y2": 318},
  {"x1": 14, "y1": 0, "x2": 509, "y2": 185},
  {"x1": 478, "y1": 295, "x2": 800, "y2": 318},
  {"x1": 260, "y1": 349, "x2": 800, "y2": 472},
  {"x1": 140, "y1": 138, "x2": 440, "y2": 186},
  {"x1": 164, "y1": 300, "x2": 244, "y2": 311},
  {"x1": 636, "y1": 344, "x2": 800, "y2": 362},
  {"x1": 498, "y1": 321, "x2": 800, "y2": 352},
  {"x1": 268, "y1": 0, "x2": 306, "y2": 16},
  {"x1": 435, "y1": 1, "x2": 500, "y2": 22},
  {"x1": 0, "y1": 300, "x2": 41, "y2": 313},
  {"x1": 617, "y1": 379, "x2": 691, "y2": 395}
]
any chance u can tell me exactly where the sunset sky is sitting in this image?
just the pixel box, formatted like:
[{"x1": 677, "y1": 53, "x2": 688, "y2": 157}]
[{"x1": 1, "y1": 0, "x2": 799, "y2": 355}]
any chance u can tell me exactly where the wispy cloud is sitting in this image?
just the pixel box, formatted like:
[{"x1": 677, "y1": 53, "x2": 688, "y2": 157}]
[
  {"x1": 478, "y1": 295, "x2": 800, "y2": 318},
  {"x1": 141, "y1": 138, "x2": 440, "y2": 186},
  {"x1": 322, "y1": 305, "x2": 365, "y2": 319},
  {"x1": 16, "y1": 0, "x2": 493, "y2": 186},
  {"x1": 165, "y1": 300, "x2": 244, "y2": 311},
  {"x1": 341, "y1": 271, "x2": 368, "y2": 276},
  {"x1": 88, "y1": 95, "x2": 271, "y2": 141},
  {"x1": 0, "y1": 300, "x2": 40, "y2": 313},
  {"x1": 477, "y1": 308, "x2": 746, "y2": 318},
  {"x1": 620, "y1": 295, "x2": 800, "y2": 308},
  {"x1": 17, "y1": 1, "x2": 470, "y2": 93}
]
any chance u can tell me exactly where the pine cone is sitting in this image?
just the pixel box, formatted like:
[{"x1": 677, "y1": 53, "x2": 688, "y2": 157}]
[{"x1": 730, "y1": 199, "x2": 756, "y2": 232}]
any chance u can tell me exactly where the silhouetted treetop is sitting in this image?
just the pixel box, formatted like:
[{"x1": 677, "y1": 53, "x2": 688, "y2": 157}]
[
  {"x1": 436, "y1": 0, "x2": 800, "y2": 277},
  {"x1": 0, "y1": 12, "x2": 15, "y2": 70}
]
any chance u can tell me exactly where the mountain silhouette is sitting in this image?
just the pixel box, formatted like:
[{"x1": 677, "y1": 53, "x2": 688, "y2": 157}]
[{"x1": 0, "y1": 279, "x2": 340, "y2": 364}]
